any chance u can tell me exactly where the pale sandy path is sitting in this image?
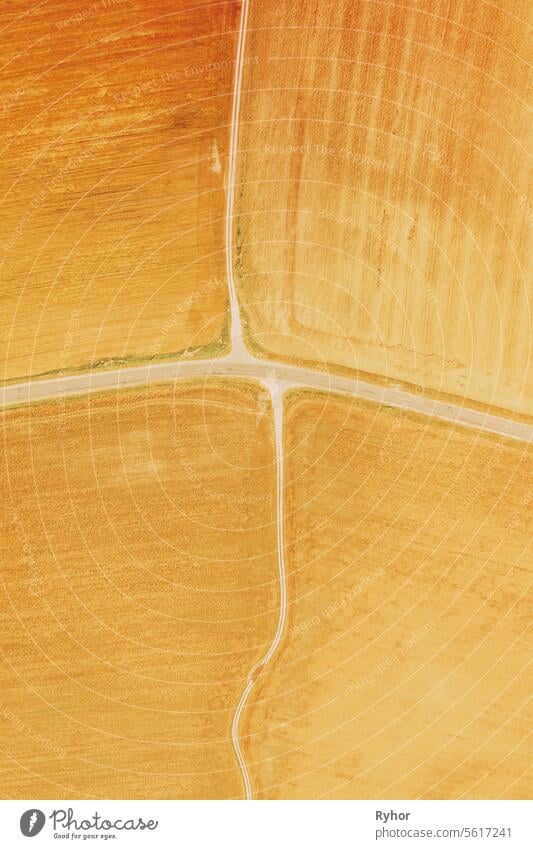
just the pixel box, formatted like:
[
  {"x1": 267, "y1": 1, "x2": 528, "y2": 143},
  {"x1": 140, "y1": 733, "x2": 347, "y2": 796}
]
[{"x1": 2, "y1": 356, "x2": 532, "y2": 443}]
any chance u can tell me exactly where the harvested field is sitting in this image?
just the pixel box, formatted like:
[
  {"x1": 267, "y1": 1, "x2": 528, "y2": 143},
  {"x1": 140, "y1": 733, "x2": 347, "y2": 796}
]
[
  {"x1": 1, "y1": 0, "x2": 531, "y2": 806},
  {"x1": 235, "y1": 0, "x2": 532, "y2": 417},
  {"x1": 1, "y1": 0, "x2": 239, "y2": 382},
  {"x1": 0, "y1": 380, "x2": 277, "y2": 798},
  {"x1": 242, "y1": 391, "x2": 532, "y2": 799}
]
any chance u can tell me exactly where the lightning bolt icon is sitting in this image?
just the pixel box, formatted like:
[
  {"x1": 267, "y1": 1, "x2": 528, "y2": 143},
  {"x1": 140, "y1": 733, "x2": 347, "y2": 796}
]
[{"x1": 28, "y1": 811, "x2": 37, "y2": 833}]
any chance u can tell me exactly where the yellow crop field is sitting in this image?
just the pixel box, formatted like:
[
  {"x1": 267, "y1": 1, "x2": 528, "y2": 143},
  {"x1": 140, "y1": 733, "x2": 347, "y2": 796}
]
[
  {"x1": 235, "y1": 0, "x2": 532, "y2": 417},
  {"x1": 0, "y1": 380, "x2": 277, "y2": 798},
  {"x1": 1, "y1": 0, "x2": 239, "y2": 383},
  {"x1": 1, "y1": 0, "x2": 531, "y2": 810},
  {"x1": 242, "y1": 391, "x2": 532, "y2": 799}
]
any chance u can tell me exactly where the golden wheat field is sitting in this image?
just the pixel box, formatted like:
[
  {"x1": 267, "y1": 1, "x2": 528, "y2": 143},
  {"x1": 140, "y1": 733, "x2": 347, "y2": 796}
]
[
  {"x1": 242, "y1": 391, "x2": 532, "y2": 799},
  {"x1": 1, "y1": 0, "x2": 532, "y2": 805},
  {"x1": 1, "y1": 381, "x2": 277, "y2": 798},
  {"x1": 235, "y1": 0, "x2": 533, "y2": 418},
  {"x1": 1, "y1": 0, "x2": 239, "y2": 382}
]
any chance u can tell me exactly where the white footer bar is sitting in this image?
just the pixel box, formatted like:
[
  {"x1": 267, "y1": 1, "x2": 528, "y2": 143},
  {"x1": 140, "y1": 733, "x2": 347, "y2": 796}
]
[{"x1": 2, "y1": 799, "x2": 530, "y2": 847}]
